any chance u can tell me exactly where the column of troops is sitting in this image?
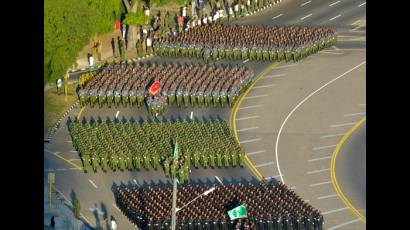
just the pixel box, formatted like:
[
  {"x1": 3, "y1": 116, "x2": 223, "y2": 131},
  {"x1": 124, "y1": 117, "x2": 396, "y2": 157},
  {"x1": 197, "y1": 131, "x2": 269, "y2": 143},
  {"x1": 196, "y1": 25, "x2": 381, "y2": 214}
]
[
  {"x1": 68, "y1": 118, "x2": 245, "y2": 173},
  {"x1": 114, "y1": 181, "x2": 324, "y2": 230},
  {"x1": 77, "y1": 62, "x2": 254, "y2": 115},
  {"x1": 154, "y1": 24, "x2": 337, "y2": 63}
]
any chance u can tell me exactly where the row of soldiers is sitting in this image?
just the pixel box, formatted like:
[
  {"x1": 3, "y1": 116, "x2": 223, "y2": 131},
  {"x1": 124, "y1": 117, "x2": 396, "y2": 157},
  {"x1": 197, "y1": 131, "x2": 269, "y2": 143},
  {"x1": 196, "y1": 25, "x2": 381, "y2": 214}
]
[
  {"x1": 153, "y1": 24, "x2": 337, "y2": 63},
  {"x1": 78, "y1": 61, "x2": 254, "y2": 110},
  {"x1": 68, "y1": 118, "x2": 244, "y2": 173},
  {"x1": 114, "y1": 181, "x2": 324, "y2": 230}
]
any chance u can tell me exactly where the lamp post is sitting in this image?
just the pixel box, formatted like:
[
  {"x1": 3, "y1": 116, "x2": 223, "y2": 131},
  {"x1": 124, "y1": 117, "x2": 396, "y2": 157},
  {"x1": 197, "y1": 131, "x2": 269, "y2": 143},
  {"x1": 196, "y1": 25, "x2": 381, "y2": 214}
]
[{"x1": 171, "y1": 186, "x2": 216, "y2": 230}]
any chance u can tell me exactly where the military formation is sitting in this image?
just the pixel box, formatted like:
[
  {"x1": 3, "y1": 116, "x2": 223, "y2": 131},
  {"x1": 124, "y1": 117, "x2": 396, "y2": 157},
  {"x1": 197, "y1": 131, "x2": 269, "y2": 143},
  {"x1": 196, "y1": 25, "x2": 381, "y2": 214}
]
[
  {"x1": 68, "y1": 118, "x2": 245, "y2": 173},
  {"x1": 77, "y1": 61, "x2": 254, "y2": 115},
  {"x1": 114, "y1": 180, "x2": 324, "y2": 230},
  {"x1": 154, "y1": 24, "x2": 337, "y2": 63}
]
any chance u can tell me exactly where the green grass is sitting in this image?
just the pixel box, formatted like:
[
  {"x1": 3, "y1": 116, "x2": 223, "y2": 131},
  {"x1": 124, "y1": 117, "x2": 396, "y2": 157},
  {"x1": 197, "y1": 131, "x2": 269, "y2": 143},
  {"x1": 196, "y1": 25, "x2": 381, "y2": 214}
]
[{"x1": 44, "y1": 84, "x2": 78, "y2": 136}]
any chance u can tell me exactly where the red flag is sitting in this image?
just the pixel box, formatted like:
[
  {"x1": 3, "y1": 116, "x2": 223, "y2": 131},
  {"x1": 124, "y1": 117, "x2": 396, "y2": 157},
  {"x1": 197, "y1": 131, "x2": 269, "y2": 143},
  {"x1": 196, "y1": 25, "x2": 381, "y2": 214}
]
[{"x1": 149, "y1": 80, "x2": 161, "y2": 96}]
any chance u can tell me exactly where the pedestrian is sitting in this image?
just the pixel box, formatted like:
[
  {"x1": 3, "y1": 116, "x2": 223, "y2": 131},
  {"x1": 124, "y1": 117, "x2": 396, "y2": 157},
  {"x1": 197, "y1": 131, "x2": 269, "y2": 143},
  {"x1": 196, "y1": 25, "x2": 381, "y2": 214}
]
[
  {"x1": 88, "y1": 53, "x2": 94, "y2": 71},
  {"x1": 110, "y1": 216, "x2": 117, "y2": 230},
  {"x1": 56, "y1": 77, "x2": 63, "y2": 95},
  {"x1": 49, "y1": 216, "x2": 55, "y2": 230}
]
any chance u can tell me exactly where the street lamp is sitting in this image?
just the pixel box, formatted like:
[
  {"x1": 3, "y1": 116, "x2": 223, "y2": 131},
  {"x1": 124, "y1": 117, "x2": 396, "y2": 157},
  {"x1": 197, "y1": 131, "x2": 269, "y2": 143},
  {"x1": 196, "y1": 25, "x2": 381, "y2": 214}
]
[{"x1": 171, "y1": 186, "x2": 216, "y2": 230}]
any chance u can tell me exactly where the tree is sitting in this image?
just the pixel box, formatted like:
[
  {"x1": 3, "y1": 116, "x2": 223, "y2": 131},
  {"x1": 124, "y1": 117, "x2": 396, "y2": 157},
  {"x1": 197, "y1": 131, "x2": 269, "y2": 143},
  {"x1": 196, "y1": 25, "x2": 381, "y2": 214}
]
[{"x1": 122, "y1": 0, "x2": 144, "y2": 51}]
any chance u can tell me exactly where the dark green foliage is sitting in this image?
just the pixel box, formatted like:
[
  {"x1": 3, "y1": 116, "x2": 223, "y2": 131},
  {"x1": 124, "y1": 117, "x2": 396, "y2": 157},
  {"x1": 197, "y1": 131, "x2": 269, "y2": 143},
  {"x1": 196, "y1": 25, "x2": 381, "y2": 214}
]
[{"x1": 44, "y1": 0, "x2": 121, "y2": 85}]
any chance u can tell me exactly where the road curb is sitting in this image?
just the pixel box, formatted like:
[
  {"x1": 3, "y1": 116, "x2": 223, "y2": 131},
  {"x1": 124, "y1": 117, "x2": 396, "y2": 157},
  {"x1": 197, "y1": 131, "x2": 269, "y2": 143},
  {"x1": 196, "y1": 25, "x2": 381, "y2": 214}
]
[
  {"x1": 330, "y1": 116, "x2": 366, "y2": 223},
  {"x1": 46, "y1": 100, "x2": 80, "y2": 142}
]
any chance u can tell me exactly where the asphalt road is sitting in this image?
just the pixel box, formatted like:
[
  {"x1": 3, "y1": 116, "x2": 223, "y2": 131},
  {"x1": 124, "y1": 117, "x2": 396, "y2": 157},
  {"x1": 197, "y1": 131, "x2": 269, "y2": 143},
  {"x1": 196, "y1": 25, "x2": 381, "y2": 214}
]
[
  {"x1": 336, "y1": 123, "x2": 366, "y2": 218},
  {"x1": 45, "y1": 0, "x2": 366, "y2": 229}
]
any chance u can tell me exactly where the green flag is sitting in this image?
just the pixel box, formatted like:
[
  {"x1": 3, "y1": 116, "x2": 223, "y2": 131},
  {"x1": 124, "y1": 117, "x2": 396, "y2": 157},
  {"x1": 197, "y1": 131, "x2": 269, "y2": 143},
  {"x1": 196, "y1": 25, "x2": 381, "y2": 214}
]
[
  {"x1": 228, "y1": 205, "x2": 247, "y2": 220},
  {"x1": 173, "y1": 140, "x2": 179, "y2": 159}
]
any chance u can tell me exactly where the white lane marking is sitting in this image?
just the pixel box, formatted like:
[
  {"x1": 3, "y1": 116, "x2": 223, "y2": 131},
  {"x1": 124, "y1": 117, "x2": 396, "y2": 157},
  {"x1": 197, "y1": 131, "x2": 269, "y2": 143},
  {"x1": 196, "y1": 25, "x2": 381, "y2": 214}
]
[
  {"x1": 309, "y1": 181, "x2": 332, "y2": 187},
  {"x1": 55, "y1": 168, "x2": 67, "y2": 171},
  {"x1": 236, "y1": 115, "x2": 260, "y2": 121},
  {"x1": 300, "y1": 1, "x2": 311, "y2": 7},
  {"x1": 300, "y1": 13, "x2": 312, "y2": 20},
  {"x1": 89, "y1": 179, "x2": 98, "y2": 189},
  {"x1": 275, "y1": 61, "x2": 366, "y2": 183},
  {"x1": 320, "y1": 133, "x2": 345, "y2": 139},
  {"x1": 329, "y1": 1, "x2": 341, "y2": 7},
  {"x1": 66, "y1": 140, "x2": 72, "y2": 143},
  {"x1": 70, "y1": 150, "x2": 78, "y2": 153},
  {"x1": 307, "y1": 168, "x2": 330, "y2": 174},
  {"x1": 329, "y1": 14, "x2": 342, "y2": 21},
  {"x1": 331, "y1": 46, "x2": 340, "y2": 50},
  {"x1": 313, "y1": 144, "x2": 337, "y2": 151},
  {"x1": 238, "y1": 105, "x2": 262, "y2": 110},
  {"x1": 53, "y1": 152, "x2": 61, "y2": 155},
  {"x1": 240, "y1": 138, "x2": 262, "y2": 144},
  {"x1": 244, "y1": 94, "x2": 269, "y2": 99},
  {"x1": 358, "y1": 103, "x2": 366, "y2": 106},
  {"x1": 290, "y1": 186, "x2": 296, "y2": 190},
  {"x1": 69, "y1": 158, "x2": 81, "y2": 161},
  {"x1": 243, "y1": 59, "x2": 250, "y2": 63},
  {"x1": 272, "y1": 14, "x2": 283, "y2": 20},
  {"x1": 358, "y1": 2, "x2": 366, "y2": 7},
  {"x1": 252, "y1": 84, "x2": 276, "y2": 89},
  {"x1": 327, "y1": 218, "x2": 361, "y2": 230},
  {"x1": 70, "y1": 167, "x2": 82, "y2": 170},
  {"x1": 331, "y1": 122, "x2": 357, "y2": 128},
  {"x1": 237, "y1": 126, "x2": 259, "y2": 132},
  {"x1": 317, "y1": 193, "x2": 338, "y2": 199},
  {"x1": 276, "y1": 64, "x2": 297, "y2": 69},
  {"x1": 247, "y1": 150, "x2": 267, "y2": 156},
  {"x1": 308, "y1": 155, "x2": 332, "y2": 162},
  {"x1": 115, "y1": 111, "x2": 120, "y2": 119},
  {"x1": 322, "y1": 207, "x2": 349, "y2": 215},
  {"x1": 344, "y1": 112, "x2": 366, "y2": 117},
  {"x1": 215, "y1": 176, "x2": 223, "y2": 185},
  {"x1": 255, "y1": 161, "x2": 275, "y2": 168},
  {"x1": 112, "y1": 203, "x2": 121, "y2": 212},
  {"x1": 319, "y1": 51, "x2": 343, "y2": 55},
  {"x1": 190, "y1": 111, "x2": 193, "y2": 119},
  {"x1": 263, "y1": 74, "x2": 286, "y2": 79},
  {"x1": 305, "y1": 200, "x2": 310, "y2": 202}
]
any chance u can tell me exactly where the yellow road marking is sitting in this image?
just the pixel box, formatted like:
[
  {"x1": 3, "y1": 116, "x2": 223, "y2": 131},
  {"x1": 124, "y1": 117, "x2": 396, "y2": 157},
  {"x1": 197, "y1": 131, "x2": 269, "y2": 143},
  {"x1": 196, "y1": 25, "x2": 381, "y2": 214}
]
[
  {"x1": 45, "y1": 149, "x2": 82, "y2": 170},
  {"x1": 230, "y1": 61, "x2": 281, "y2": 181},
  {"x1": 330, "y1": 116, "x2": 366, "y2": 223},
  {"x1": 77, "y1": 107, "x2": 85, "y2": 120}
]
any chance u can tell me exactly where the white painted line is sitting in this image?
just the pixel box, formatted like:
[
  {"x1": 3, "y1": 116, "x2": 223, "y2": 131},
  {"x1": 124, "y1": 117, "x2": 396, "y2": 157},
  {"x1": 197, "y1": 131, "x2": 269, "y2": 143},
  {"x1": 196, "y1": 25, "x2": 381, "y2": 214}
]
[
  {"x1": 89, "y1": 179, "x2": 98, "y2": 189},
  {"x1": 236, "y1": 115, "x2": 260, "y2": 121},
  {"x1": 308, "y1": 155, "x2": 332, "y2": 162},
  {"x1": 240, "y1": 138, "x2": 262, "y2": 144},
  {"x1": 290, "y1": 186, "x2": 296, "y2": 190},
  {"x1": 190, "y1": 111, "x2": 193, "y2": 119},
  {"x1": 317, "y1": 193, "x2": 338, "y2": 199},
  {"x1": 252, "y1": 84, "x2": 276, "y2": 89},
  {"x1": 309, "y1": 181, "x2": 332, "y2": 187},
  {"x1": 330, "y1": 15, "x2": 342, "y2": 22},
  {"x1": 320, "y1": 133, "x2": 345, "y2": 139},
  {"x1": 69, "y1": 167, "x2": 82, "y2": 170},
  {"x1": 112, "y1": 203, "x2": 121, "y2": 212},
  {"x1": 263, "y1": 73, "x2": 286, "y2": 79},
  {"x1": 322, "y1": 207, "x2": 349, "y2": 215},
  {"x1": 66, "y1": 140, "x2": 72, "y2": 143},
  {"x1": 272, "y1": 14, "x2": 283, "y2": 20},
  {"x1": 247, "y1": 150, "x2": 267, "y2": 156},
  {"x1": 244, "y1": 94, "x2": 269, "y2": 99},
  {"x1": 300, "y1": 13, "x2": 312, "y2": 20},
  {"x1": 70, "y1": 150, "x2": 78, "y2": 153},
  {"x1": 238, "y1": 105, "x2": 262, "y2": 110},
  {"x1": 313, "y1": 145, "x2": 337, "y2": 151},
  {"x1": 215, "y1": 176, "x2": 223, "y2": 185},
  {"x1": 243, "y1": 59, "x2": 250, "y2": 63},
  {"x1": 344, "y1": 112, "x2": 366, "y2": 117},
  {"x1": 255, "y1": 161, "x2": 275, "y2": 168},
  {"x1": 327, "y1": 218, "x2": 361, "y2": 230},
  {"x1": 305, "y1": 200, "x2": 310, "y2": 202},
  {"x1": 115, "y1": 111, "x2": 120, "y2": 119},
  {"x1": 55, "y1": 168, "x2": 67, "y2": 171},
  {"x1": 320, "y1": 51, "x2": 343, "y2": 55},
  {"x1": 331, "y1": 122, "x2": 357, "y2": 128},
  {"x1": 358, "y1": 103, "x2": 366, "y2": 106},
  {"x1": 237, "y1": 126, "x2": 259, "y2": 132},
  {"x1": 307, "y1": 168, "x2": 330, "y2": 174},
  {"x1": 358, "y1": 2, "x2": 366, "y2": 7},
  {"x1": 300, "y1": 1, "x2": 311, "y2": 7},
  {"x1": 54, "y1": 152, "x2": 61, "y2": 155},
  {"x1": 331, "y1": 46, "x2": 340, "y2": 50},
  {"x1": 276, "y1": 64, "x2": 297, "y2": 69},
  {"x1": 329, "y1": 1, "x2": 341, "y2": 7}
]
